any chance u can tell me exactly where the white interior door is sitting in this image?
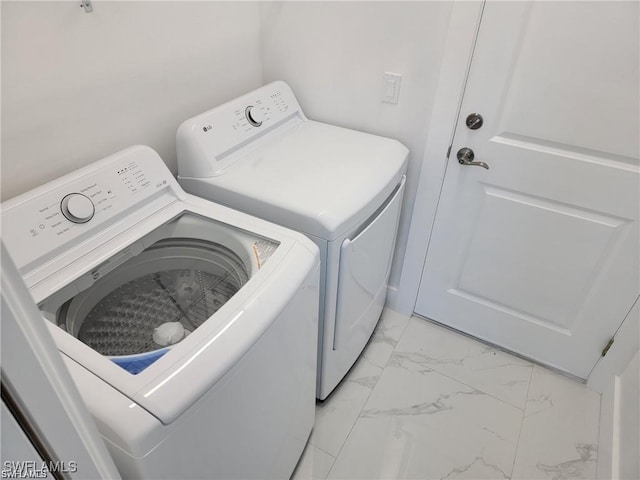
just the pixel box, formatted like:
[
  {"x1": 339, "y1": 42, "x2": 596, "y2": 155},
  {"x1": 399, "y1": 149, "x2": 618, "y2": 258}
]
[{"x1": 415, "y1": 1, "x2": 639, "y2": 378}]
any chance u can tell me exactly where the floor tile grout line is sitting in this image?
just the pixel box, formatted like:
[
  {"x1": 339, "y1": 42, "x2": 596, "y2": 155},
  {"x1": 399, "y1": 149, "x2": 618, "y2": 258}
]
[
  {"x1": 412, "y1": 315, "x2": 535, "y2": 369},
  {"x1": 413, "y1": 314, "x2": 590, "y2": 386},
  {"x1": 325, "y1": 314, "x2": 413, "y2": 478},
  {"x1": 307, "y1": 324, "x2": 390, "y2": 463},
  {"x1": 292, "y1": 441, "x2": 337, "y2": 480},
  {"x1": 401, "y1": 315, "x2": 532, "y2": 412},
  {"x1": 315, "y1": 445, "x2": 336, "y2": 480},
  {"x1": 509, "y1": 363, "x2": 536, "y2": 478},
  {"x1": 306, "y1": 439, "x2": 337, "y2": 460},
  {"x1": 318, "y1": 316, "x2": 602, "y2": 480},
  {"x1": 405, "y1": 358, "x2": 531, "y2": 413}
]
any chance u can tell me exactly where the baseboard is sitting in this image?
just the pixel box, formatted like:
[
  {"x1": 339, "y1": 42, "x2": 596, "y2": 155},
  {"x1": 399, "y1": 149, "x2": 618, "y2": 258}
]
[{"x1": 384, "y1": 285, "x2": 413, "y2": 316}]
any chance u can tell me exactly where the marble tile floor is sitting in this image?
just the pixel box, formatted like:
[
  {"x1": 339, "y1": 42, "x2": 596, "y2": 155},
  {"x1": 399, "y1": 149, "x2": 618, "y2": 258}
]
[{"x1": 292, "y1": 310, "x2": 601, "y2": 480}]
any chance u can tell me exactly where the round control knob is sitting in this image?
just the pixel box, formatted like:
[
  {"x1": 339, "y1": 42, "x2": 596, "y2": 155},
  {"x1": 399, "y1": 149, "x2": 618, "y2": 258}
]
[
  {"x1": 60, "y1": 193, "x2": 95, "y2": 223},
  {"x1": 245, "y1": 106, "x2": 264, "y2": 127}
]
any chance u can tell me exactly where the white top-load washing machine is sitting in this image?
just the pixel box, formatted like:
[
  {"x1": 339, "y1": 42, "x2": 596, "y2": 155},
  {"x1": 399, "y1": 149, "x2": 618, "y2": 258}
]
[
  {"x1": 1, "y1": 146, "x2": 320, "y2": 479},
  {"x1": 177, "y1": 81, "x2": 408, "y2": 399}
]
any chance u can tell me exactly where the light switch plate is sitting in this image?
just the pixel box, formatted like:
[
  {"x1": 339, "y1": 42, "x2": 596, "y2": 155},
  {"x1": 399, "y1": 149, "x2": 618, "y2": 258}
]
[{"x1": 382, "y1": 72, "x2": 402, "y2": 104}]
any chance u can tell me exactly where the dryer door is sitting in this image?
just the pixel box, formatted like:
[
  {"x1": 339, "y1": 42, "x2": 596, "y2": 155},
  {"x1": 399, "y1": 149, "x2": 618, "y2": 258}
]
[{"x1": 333, "y1": 176, "x2": 405, "y2": 351}]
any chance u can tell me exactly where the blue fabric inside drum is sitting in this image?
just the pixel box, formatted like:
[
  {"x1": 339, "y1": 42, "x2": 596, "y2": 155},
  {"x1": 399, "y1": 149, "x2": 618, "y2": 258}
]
[{"x1": 111, "y1": 348, "x2": 170, "y2": 374}]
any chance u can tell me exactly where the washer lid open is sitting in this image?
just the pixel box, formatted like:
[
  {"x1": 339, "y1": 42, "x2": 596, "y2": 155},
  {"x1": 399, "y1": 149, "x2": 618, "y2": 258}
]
[{"x1": 40, "y1": 212, "x2": 279, "y2": 376}]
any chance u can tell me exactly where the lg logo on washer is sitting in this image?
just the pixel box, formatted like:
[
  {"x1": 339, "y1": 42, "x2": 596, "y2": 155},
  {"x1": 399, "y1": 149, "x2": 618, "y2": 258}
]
[{"x1": 202, "y1": 124, "x2": 212, "y2": 132}]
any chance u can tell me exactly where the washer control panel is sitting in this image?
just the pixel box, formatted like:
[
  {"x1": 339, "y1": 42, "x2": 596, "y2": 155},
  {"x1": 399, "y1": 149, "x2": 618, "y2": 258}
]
[{"x1": 2, "y1": 146, "x2": 173, "y2": 271}]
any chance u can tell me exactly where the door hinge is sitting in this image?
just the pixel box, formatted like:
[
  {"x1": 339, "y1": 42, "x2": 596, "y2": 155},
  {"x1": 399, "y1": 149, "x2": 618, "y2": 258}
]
[
  {"x1": 446, "y1": 145, "x2": 452, "y2": 158},
  {"x1": 601, "y1": 337, "x2": 615, "y2": 357}
]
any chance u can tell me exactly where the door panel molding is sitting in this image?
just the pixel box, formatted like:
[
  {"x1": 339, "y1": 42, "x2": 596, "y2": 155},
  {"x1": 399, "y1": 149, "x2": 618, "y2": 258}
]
[
  {"x1": 491, "y1": 133, "x2": 640, "y2": 170},
  {"x1": 446, "y1": 288, "x2": 572, "y2": 336},
  {"x1": 480, "y1": 185, "x2": 632, "y2": 228},
  {"x1": 452, "y1": 185, "x2": 629, "y2": 331}
]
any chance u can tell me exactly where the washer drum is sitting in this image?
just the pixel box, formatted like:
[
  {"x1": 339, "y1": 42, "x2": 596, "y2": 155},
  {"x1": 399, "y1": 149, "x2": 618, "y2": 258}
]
[{"x1": 57, "y1": 238, "x2": 250, "y2": 372}]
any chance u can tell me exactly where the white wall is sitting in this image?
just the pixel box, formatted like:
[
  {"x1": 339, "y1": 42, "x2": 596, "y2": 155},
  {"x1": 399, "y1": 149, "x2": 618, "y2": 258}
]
[
  {"x1": 259, "y1": 1, "x2": 453, "y2": 292},
  {"x1": 598, "y1": 350, "x2": 640, "y2": 480},
  {"x1": 589, "y1": 297, "x2": 639, "y2": 393},
  {"x1": 3, "y1": 1, "x2": 455, "y2": 300},
  {"x1": 1, "y1": 1, "x2": 263, "y2": 201},
  {"x1": 617, "y1": 351, "x2": 639, "y2": 480},
  {"x1": 593, "y1": 298, "x2": 640, "y2": 480}
]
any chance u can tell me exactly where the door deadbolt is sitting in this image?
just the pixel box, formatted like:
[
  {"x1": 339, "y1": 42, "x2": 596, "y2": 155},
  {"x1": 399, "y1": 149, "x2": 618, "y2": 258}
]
[{"x1": 466, "y1": 113, "x2": 483, "y2": 130}]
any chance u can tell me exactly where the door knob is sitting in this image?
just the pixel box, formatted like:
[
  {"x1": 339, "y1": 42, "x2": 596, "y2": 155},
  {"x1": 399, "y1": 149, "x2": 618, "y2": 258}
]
[{"x1": 457, "y1": 148, "x2": 489, "y2": 170}]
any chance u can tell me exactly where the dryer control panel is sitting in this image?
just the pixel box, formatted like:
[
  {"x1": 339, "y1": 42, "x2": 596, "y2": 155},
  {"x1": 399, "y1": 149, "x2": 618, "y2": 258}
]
[
  {"x1": 177, "y1": 80, "x2": 305, "y2": 178},
  {"x1": 2, "y1": 146, "x2": 176, "y2": 273}
]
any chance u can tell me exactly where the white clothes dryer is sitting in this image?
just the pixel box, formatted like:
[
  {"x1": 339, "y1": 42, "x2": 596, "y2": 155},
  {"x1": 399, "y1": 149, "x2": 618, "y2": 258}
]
[
  {"x1": 1, "y1": 146, "x2": 320, "y2": 479},
  {"x1": 177, "y1": 81, "x2": 408, "y2": 399}
]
